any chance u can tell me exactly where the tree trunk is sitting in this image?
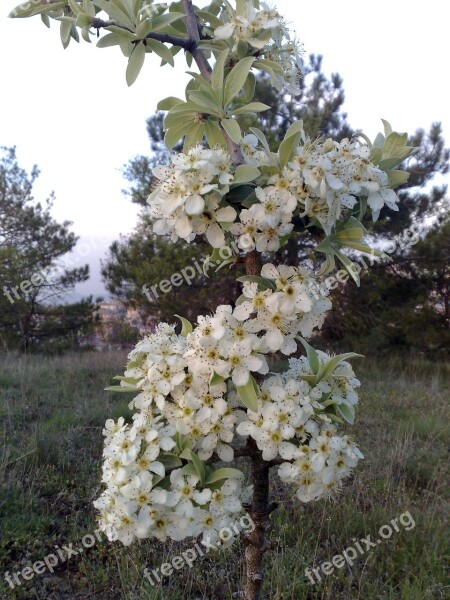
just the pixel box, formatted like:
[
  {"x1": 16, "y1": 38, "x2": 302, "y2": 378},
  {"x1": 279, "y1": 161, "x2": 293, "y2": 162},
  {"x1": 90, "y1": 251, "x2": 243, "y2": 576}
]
[
  {"x1": 243, "y1": 440, "x2": 271, "y2": 600},
  {"x1": 242, "y1": 251, "x2": 271, "y2": 600}
]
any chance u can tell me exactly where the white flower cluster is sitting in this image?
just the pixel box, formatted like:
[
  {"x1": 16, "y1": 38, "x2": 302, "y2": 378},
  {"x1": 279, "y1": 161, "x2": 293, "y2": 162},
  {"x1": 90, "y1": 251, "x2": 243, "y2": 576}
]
[
  {"x1": 237, "y1": 355, "x2": 363, "y2": 502},
  {"x1": 241, "y1": 134, "x2": 401, "y2": 237},
  {"x1": 148, "y1": 135, "x2": 400, "y2": 254},
  {"x1": 214, "y1": 1, "x2": 303, "y2": 95},
  {"x1": 94, "y1": 322, "x2": 253, "y2": 546},
  {"x1": 148, "y1": 146, "x2": 237, "y2": 248},
  {"x1": 94, "y1": 266, "x2": 336, "y2": 543},
  {"x1": 234, "y1": 263, "x2": 331, "y2": 350}
]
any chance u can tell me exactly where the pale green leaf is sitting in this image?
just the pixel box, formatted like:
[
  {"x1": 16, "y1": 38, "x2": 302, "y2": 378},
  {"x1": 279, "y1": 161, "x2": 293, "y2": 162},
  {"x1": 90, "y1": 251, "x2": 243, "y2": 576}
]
[
  {"x1": 297, "y1": 337, "x2": 320, "y2": 375},
  {"x1": 188, "y1": 90, "x2": 222, "y2": 115},
  {"x1": 60, "y1": 19, "x2": 72, "y2": 47},
  {"x1": 146, "y1": 38, "x2": 174, "y2": 67},
  {"x1": 279, "y1": 131, "x2": 301, "y2": 168},
  {"x1": 104, "y1": 385, "x2": 140, "y2": 393},
  {"x1": 237, "y1": 377, "x2": 259, "y2": 413},
  {"x1": 149, "y1": 12, "x2": 185, "y2": 33},
  {"x1": 205, "y1": 119, "x2": 226, "y2": 148},
  {"x1": 96, "y1": 32, "x2": 125, "y2": 48},
  {"x1": 249, "y1": 127, "x2": 270, "y2": 152},
  {"x1": 183, "y1": 122, "x2": 205, "y2": 151},
  {"x1": 233, "y1": 165, "x2": 261, "y2": 183},
  {"x1": 223, "y1": 57, "x2": 255, "y2": 108},
  {"x1": 92, "y1": 0, "x2": 134, "y2": 28},
  {"x1": 175, "y1": 314, "x2": 193, "y2": 336},
  {"x1": 318, "y1": 353, "x2": 363, "y2": 381},
  {"x1": 157, "y1": 96, "x2": 184, "y2": 111},
  {"x1": 181, "y1": 463, "x2": 198, "y2": 476},
  {"x1": 205, "y1": 468, "x2": 244, "y2": 485},
  {"x1": 336, "y1": 402, "x2": 355, "y2": 425},
  {"x1": 164, "y1": 124, "x2": 188, "y2": 149},
  {"x1": 221, "y1": 118, "x2": 241, "y2": 144},
  {"x1": 159, "y1": 454, "x2": 183, "y2": 469},
  {"x1": 388, "y1": 169, "x2": 410, "y2": 188},
  {"x1": 126, "y1": 42, "x2": 146, "y2": 86},
  {"x1": 231, "y1": 102, "x2": 270, "y2": 116},
  {"x1": 381, "y1": 119, "x2": 393, "y2": 137},
  {"x1": 197, "y1": 10, "x2": 224, "y2": 28},
  {"x1": 210, "y1": 372, "x2": 225, "y2": 386},
  {"x1": 243, "y1": 71, "x2": 256, "y2": 102},
  {"x1": 211, "y1": 48, "x2": 229, "y2": 101}
]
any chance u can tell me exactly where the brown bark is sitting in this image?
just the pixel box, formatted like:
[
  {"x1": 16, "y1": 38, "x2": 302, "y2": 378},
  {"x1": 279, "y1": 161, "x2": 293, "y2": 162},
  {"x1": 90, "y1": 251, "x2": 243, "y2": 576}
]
[
  {"x1": 243, "y1": 440, "x2": 271, "y2": 600},
  {"x1": 241, "y1": 251, "x2": 271, "y2": 600}
]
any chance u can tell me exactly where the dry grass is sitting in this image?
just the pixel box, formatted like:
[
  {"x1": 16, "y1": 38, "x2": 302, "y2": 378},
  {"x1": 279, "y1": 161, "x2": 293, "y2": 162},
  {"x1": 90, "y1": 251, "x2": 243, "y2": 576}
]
[{"x1": 0, "y1": 351, "x2": 448, "y2": 599}]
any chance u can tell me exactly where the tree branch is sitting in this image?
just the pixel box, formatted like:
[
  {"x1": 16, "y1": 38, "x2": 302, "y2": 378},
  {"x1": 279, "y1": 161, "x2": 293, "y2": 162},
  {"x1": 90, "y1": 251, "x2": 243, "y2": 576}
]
[
  {"x1": 180, "y1": 0, "x2": 212, "y2": 81},
  {"x1": 180, "y1": 0, "x2": 245, "y2": 166},
  {"x1": 91, "y1": 18, "x2": 195, "y2": 51}
]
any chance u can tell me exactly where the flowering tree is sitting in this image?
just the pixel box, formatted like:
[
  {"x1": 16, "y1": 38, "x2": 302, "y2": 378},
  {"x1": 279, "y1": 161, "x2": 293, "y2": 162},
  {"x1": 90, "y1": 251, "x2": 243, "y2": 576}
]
[{"x1": 10, "y1": 0, "x2": 416, "y2": 597}]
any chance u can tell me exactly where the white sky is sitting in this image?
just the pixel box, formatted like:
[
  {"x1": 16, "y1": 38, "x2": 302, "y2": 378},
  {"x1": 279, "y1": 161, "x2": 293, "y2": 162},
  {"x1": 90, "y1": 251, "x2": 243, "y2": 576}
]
[{"x1": 1, "y1": 0, "x2": 449, "y2": 297}]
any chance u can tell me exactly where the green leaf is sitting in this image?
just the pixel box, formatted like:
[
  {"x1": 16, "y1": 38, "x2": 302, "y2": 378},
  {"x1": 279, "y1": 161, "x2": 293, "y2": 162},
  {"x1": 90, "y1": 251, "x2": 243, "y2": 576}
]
[
  {"x1": 381, "y1": 119, "x2": 393, "y2": 137},
  {"x1": 211, "y1": 48, "x2": 229, "y2": 101},
  {"x1": 237, "y1": 377, "x2": 259, "y2": 413},
  {"x1": 221, "y1": 119, "x2": 241, "y2": 144},
  {"x1": 180, "y1": 449, "x2": 206, "y2": 483},
  {"x1": 318, "y1": 353, "x2": 363, "y2": 381},
  {"x1": 183, "y1": 122, "x2": 205, "y2": 151},
  {"x1": 233, "y1": 165, "x2": 261, "y2": 184},
  {"x1": 242, "y1": 71, "x2": 256, "y2": 102},
  {"x1": 104, "y1": 385, "x2": 140, "y2": 393},
  {"x1": 96, "y1": 32, "x2": 125, "y2": 48},
  {"x1": 157, "y1": 96, "x2": 184, "y2": 111},
  {"x1": 205, "y1": 119, "x2": 226, "y2": 148},
  {"x1": 181, "y1": 463, "x2": 199, "y2": 476},
  {"x1": 384, "y1": 132, "x2": 408, "y2": 158},
  {"x1": 197, "y1": 10, "x2": 224, "y2": 28},
  {"x1": 279, "y1": 131, "x2": 301, "y2": 168},
  {"x1": 225, "y1": 184, "x2": 256, "y2": 206},
  {"x1": 249, "y1": 127, "x2": 270, "y2": 152},
  {"x1": 210, "y1": 372, "x2": 225, "y2": 386},
  {"x1": 126, "y1": 42, "x2": 146, "y2": 86},
  {"x1": 336, "y1": 403, "x2": 355, "y2": 425},
  {"x1": 284, "y1": 120, "x2": 304, "y2": 139},
  {"x1": 205, "y1": 468, "x2": 244, "y2": 485},
  {"x1": 175, "y1": 314, "x2": 193, "y2": 336},
  {"x1": 297, "y1": 337, "x2": 320, "y2": 375},
  {"x1": 60, "y1": 19, "x2": 72, "y2": 47},
  {"x1": 149, "y1": 12, "x2": 185, "y2": 33},
  {"x1": 159, "y1": 454, "x2": 183, "y2": 469},
  {"x1": 9, "y1": 1, "x2": 65, "y2": 18},
  {"x1": 223, "y1": 57, "x2": 255, "y2": 108},
  {"x1": 388, "y1": 169, "x2": 410, "y2": 188},
  {"x1": 188, "y1": 90, "x2": 222, "y2": 115},
  {"x1": 92, "y1": 0, "x2": 134, "y2": 28},
  {"x1": 250, "y1": 374, "x2": 259, "y2": 397},
  {"x1": 231, "y1": 102, "x2": 270, "y2": 116},
  {"x1": 237, "y1": 275, "x2": 276, "y2": 291},
  {"x1": 146, "y1": 39, "x2": 174, "y2": 67},
  {"x1": 164, "y1": 123, "x2": 190, "y2": 149}
]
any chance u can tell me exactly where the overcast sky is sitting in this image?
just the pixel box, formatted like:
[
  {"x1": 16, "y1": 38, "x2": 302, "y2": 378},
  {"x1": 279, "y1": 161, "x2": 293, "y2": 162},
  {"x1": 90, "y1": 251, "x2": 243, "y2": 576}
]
[{"x1": 1, "y1": 0, "x2": 449, "y2": 298}]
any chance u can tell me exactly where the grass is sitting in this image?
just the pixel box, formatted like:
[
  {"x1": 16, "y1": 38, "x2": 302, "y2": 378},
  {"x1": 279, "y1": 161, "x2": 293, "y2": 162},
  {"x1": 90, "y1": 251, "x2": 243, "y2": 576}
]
[{"x1": 0, "y1": 351, "x2": 448, "y2": 599}]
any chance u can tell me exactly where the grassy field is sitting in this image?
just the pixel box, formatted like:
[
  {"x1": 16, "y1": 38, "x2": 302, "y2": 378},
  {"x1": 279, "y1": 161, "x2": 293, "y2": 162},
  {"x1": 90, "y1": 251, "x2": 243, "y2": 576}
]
[{"x1": 0, "y1": 351, "x2": 448, "y2": 600}]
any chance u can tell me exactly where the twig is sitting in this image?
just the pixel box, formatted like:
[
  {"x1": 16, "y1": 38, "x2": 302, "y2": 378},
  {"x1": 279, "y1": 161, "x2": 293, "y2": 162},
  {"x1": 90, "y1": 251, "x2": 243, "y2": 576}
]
[{"x1": 91, "y1": 18, "x2": 195, "y2": 51}]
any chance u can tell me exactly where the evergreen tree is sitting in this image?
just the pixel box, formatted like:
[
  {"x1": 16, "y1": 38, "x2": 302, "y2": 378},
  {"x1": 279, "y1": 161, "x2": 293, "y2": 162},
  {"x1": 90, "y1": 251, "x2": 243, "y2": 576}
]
[{"x1": 0, "y1": 147, "x2": 98, "y2": 351}]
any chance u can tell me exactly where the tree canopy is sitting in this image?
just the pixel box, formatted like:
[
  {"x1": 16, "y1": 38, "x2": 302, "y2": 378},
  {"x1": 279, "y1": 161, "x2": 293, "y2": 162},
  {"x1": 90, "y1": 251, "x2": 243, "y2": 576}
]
[{"x1": 0, "y1": 146, "x2": 98, "y2": 351}]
